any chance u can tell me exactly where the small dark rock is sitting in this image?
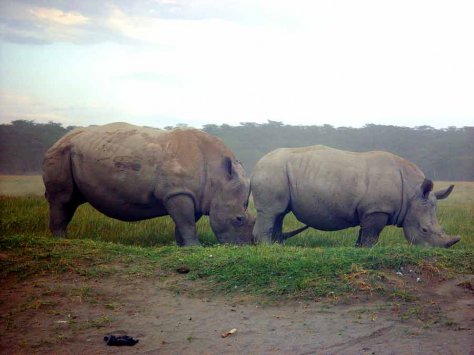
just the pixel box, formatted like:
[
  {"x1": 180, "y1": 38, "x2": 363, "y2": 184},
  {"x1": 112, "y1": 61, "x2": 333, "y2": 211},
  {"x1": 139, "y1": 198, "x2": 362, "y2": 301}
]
[{"x1": 177, "y1": 266, "x2": 190, "y2": 274}]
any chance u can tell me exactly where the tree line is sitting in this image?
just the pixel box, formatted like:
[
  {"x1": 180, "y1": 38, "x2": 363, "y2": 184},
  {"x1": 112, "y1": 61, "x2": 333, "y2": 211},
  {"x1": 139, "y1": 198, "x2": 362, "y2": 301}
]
[
  {"x1": 0, "y1": 120, "x2": 74, "y2": 175},
  {"x1": 1, "y1": 120, "x2": 473, "y2": 180}
]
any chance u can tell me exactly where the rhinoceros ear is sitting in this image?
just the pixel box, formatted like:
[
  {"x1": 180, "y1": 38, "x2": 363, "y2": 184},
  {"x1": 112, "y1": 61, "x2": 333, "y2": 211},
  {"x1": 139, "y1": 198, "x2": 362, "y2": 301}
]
[
  {"x1": 420, "y1": 178, "x2": 433, "y2": 199},
  {"x1": 223, "y1": 157, "x2": 234, "y2": 179},
  {"x1": 434, "y1": 185, "x2": 454, "y2": 200}
]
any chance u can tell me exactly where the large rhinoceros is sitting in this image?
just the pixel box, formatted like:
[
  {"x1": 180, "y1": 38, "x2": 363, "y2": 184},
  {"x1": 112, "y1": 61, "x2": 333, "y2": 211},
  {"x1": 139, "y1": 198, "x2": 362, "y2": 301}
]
[
  {"x1": 43, "y1": 122, "x2": 254, "y2": 246},
  {"x1": 251, "y1": 145, "x2": 461, "y2": 248}
]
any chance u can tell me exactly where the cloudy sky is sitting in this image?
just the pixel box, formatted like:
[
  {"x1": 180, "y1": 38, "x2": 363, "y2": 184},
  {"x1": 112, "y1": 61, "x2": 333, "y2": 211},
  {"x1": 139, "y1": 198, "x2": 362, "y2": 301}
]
[{"x1": 0, "y1": 0, "x2": 473, "y2": 128}]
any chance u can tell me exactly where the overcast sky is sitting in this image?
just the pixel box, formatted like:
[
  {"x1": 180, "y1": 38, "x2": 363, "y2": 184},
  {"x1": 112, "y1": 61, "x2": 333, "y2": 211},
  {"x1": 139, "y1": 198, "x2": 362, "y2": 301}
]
[{"x1": 0, "y1": 0, "x2": 473, "y2": 128}]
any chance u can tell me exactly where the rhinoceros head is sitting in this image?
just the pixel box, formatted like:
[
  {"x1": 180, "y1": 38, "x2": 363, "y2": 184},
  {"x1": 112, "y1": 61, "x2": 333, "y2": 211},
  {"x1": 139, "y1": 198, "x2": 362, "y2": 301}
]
[
  {"x1": 402, "y1": 179, "x2": 460, "y2": 248},
  {"x1": 209, "y1": 158, "x2": 254, "y2": 245}
]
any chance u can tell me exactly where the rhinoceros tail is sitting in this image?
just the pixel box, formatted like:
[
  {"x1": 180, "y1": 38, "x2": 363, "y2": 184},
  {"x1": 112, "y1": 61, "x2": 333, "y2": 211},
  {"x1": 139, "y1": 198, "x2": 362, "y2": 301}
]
[{"x1": 281, "y1": 225, "x2": 310, "y2": 241}]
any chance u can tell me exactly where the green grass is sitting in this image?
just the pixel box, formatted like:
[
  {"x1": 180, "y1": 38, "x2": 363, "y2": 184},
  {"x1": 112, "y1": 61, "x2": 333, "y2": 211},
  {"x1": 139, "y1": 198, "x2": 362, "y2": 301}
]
[
  {"x1": 0, "y1": 177, "x2": 473, "y2": 300},
  {"x1": 1, "y1": 233, "x2": 473, "y2": 300},
  {"x1": 0, "y1": 175, "x2": 45, "y2": 196}
]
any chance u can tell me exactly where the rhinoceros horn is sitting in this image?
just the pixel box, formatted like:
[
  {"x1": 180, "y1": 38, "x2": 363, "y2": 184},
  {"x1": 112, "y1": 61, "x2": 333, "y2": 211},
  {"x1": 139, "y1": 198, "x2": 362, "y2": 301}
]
[{"x1": 434, "y1": 185, "x2": 454, "y2": 200}]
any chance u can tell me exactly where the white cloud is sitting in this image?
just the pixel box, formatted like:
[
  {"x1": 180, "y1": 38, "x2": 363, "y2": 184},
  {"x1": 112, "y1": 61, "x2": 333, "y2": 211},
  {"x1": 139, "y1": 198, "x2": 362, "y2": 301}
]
[
  {"x1": 0, "y1": 91, "x2": 71, "y2": 124},
  {"x1": 0, "y1": 3, "x2": 93, "y2": 43},
  {"x1": 29, "y1": 7, "x2": 89, "y2": 26},
  {"x1": 104, "y1": 4, "x2": 253, "y2": 46}
]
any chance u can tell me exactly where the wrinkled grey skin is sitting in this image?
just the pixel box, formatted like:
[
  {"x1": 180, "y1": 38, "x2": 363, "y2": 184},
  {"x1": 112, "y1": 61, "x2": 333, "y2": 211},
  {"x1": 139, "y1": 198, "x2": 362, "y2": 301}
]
[
  {"x1": 43, "y1": 122, "x2": 253, "y2": 246},
  {"x1": 252, "y1": 145, "x2": 460, "y2": 248}
]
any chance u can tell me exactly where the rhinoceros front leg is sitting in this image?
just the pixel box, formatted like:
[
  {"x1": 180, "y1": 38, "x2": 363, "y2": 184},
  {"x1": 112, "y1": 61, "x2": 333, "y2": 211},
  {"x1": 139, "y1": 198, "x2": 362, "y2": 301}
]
[
  {"x1": 174, "y1": 214, "x2": 202, "y2": 247},
  {"x1": 253, "y1": 211, "x2": 285, "y2": 244},
  {"x1": 355, "y1": 213, "x2": 389, "y2": 247},
  {"x1": 165, "y1": 194, "x2": 200, "y2": 246}
]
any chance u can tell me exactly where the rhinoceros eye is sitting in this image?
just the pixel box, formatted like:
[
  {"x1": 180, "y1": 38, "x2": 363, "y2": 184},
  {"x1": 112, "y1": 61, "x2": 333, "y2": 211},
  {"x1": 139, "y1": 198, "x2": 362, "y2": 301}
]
[
  {"x1": 233, "y1": 215, "x2": 245, "y2": 226},
  {"x1": 422, "y1": 227, "x2": 428, "y2": 233}
]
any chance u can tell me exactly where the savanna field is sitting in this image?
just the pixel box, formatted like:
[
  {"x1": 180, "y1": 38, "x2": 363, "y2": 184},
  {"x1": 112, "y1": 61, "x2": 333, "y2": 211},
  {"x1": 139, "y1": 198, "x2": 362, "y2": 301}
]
[{"x1": 1, "y1": 175, "x2": 473, "y2": 299}]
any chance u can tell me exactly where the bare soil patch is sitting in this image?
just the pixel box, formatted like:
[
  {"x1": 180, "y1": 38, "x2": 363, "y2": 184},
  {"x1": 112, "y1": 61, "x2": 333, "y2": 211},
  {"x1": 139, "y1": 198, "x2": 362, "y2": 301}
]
[{"x1": 1, "y1": 262, "x2": 473, "y2": 355}]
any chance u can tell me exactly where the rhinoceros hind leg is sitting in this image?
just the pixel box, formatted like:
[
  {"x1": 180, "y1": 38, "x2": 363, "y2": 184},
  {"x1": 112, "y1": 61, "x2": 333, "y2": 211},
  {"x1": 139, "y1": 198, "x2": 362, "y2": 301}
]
[
  {"x1": 165, "y1": 195, "x2": 200, "y2": 247},
  {"x1": 48, "y1": 201, "x2": 80, "y2": 238},
  {"x1": 355, "y1": 213, "x2": 389, "y2": 247}
]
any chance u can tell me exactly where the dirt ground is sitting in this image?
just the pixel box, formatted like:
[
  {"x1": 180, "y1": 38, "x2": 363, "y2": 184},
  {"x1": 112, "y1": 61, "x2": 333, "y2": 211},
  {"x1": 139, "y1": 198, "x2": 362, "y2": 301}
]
[{"x1": 1, "y1": 268, "x2": 474, "y2": 355}]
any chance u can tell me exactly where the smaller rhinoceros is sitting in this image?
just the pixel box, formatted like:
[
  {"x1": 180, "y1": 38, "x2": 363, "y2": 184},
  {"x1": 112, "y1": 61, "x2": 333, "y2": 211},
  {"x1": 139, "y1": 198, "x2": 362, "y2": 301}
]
[
  {"x1": 43, "y1": 122, "x2": 254, "y2": 246},
  {"x1": 251, "y1": 145, "x2": 460, "y2": 248}
]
